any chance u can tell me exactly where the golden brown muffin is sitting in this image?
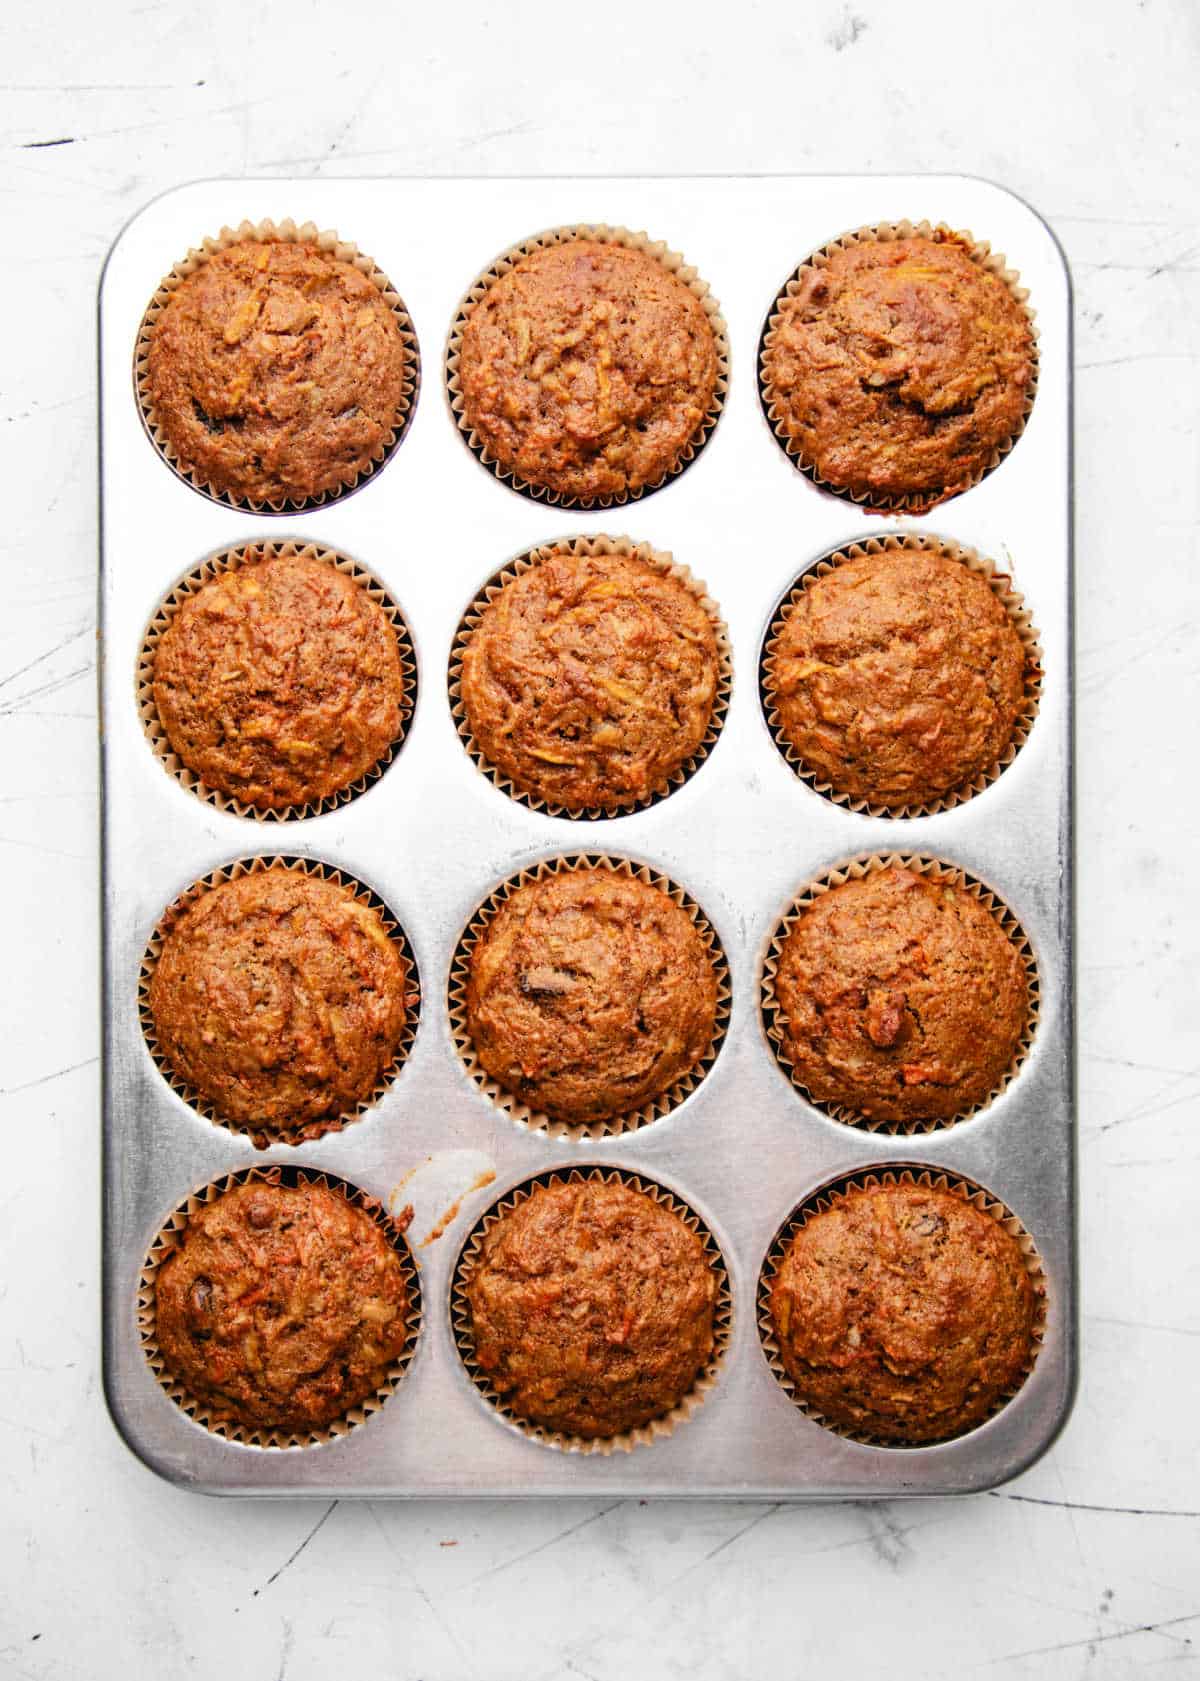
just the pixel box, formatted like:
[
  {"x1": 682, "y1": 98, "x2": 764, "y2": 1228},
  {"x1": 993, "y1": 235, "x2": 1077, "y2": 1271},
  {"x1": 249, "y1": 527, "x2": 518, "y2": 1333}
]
[
  {"x1": 465, "y1": 867, "x2": 718, "y2": 1127},
  {"x1": 459, "y1": 546, "x2": 721, "y2": 811},
  {"x1": 769, "y1": 1180, "x2": 1036, "y2": 1443},
  {"x1": 148, "y1": 868, "x2": 412, "y2": 1135},
  {"x1": 767, "y1": 544, "x2": 1028, "y2": 808},
  {"x1": 152, "y1": 550, "x2": 407, "y2": 812},
  {"x1": 143, "y1": 238, "x2": 408, "y2": 504},
  {"x1": 773, "y1": 865, "x2": 1028, "y2": 1126},
  {"x1": 154, "y1": 1178, "x2": 411, "y2": 1435},
  {"x1": 456, "y1": 238, "x2": 719, "y2": 501},
  {"x1": 761, "y1": 231, "x2": 1035, "y2": 509},
  {"x1": 464, "y1": 1178, "x2": 717, "y2": 1437}
]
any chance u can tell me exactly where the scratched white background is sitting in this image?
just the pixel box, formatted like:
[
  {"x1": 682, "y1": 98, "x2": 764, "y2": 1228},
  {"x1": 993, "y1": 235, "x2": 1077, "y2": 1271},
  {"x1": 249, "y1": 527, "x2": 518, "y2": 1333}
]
[{"x1": 2, "y1": 0, "x2": 1198, "y2": 1675}]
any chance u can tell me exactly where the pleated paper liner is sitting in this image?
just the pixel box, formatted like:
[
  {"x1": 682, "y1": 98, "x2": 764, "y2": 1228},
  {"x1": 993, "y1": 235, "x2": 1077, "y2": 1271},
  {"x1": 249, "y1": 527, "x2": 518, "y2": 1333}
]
[
  {"x1": 137, "y1": 540, "x2": 417, "y2": 822},
  {"x1": 757, "y1": 219, "x2": 1040, "y2": 515},
  {"x1": 760, "y1": 853, "x2": 1040, "y2": 1134},
  {"x1": 134, "y1": 217, "x2": 420, "y2": 513},
  {"x1": 451, "y1": 1166, "x2": 733, "y2": 1455},
  {"x1": 445, "y1": 223, "x2": 730, "y2": 509},
  {"x1": 139, "y1": 855, "x2": 420, "y2": 1149},
  {"x1": 756, "y1": 1165, "x2": 1047, "y2": 1448},
  {"x1": 759, "y1": 533, "x2": 1043, "y2": 818},
  {"x1": 138, "y1": 1163, "x2": 421, "y2": 1450},
  {"x1": 448, "y1": 853, "x2": 732, "y2": 1141},
  {"x1": 448, "y1": 534, "x2": 733, "y2": 819}
]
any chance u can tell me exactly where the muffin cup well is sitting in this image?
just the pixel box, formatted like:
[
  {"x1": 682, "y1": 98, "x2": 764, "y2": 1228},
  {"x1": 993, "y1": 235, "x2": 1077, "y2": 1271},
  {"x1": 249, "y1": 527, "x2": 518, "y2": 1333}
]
[
  {"x1": 761, "y1": 853, "x2": 1039, "y2": 1133},
  {"x1": 757, "y1": 219, "x2": 1040, "y2": 515},
  {"x1": 139, "y1": 1163, "x2": 422, "y2": 1450},
  {"x1": 448, "y1": 534, "x2": 733, "y2": 819},
  {"x1": 757, "y1": 1165, "x2": 1047, "y2": 1448},
  {"x1": 139, "y1": 855, "x2": 421, "y2": 1149},
  {"x1": 448, "y1": 853, "x2": 731, "y2": 1141},
  {"x1": 138, "y1": 540, "x2": 417, "y2": 822},
  {"x1": 134, "y1": 217, "x2": 420, "y2": 513},
  {"x1": 445, "y1": 224, "x2": 730, "y2": 509},
  {"x1": 760, "y1": 533, "x2": 1043, "y2": 818},
  {"x1": 451, "y1": 1166, "x2": 732, "y2": 1455}
]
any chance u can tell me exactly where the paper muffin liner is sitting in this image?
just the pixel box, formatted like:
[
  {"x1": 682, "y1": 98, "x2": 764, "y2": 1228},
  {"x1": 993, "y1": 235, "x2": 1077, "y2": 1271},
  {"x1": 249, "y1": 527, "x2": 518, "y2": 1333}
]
[
  {"x1": 138, "y1": 540, "x2": 417, "y2": 822},
  {"x1": 139, "y1": 854, "x2": 420, "y2": 1149},
  {"x1": 757, "y1": 1165, "x2": 1047, "y2": 1448},
  {"x1": 758, "y1": 219, "x2": 1040, "y2": 515},
  {"x1": 134, "y1": 217, "x2": 420, "y2": 513},
  {"x1": 451, "y1": 1165, "x2": 732, "y2": 1454},
  {"x1": 448, "y1": 853, "x2": 731, "y2": 1140},
  {"x1": 448, "y1": 534, "x2": 733, "y2": 819},
  {"x1": 760, "y1": 533, "x2": 1043, "y2": 817},
  {"x1": 445, "y1": 224, "x2": 730, "y2": 509},
  {"x1": 139, "y1": 1163, "x2": 421, "y2": 1450},
  {"x1": 761, "y1": 853, "x2": 1039, "y2": 1133}
]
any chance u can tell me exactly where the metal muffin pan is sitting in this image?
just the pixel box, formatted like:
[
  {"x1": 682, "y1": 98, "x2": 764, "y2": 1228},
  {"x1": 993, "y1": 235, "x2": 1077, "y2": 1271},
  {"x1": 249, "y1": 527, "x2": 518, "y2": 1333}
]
[{"x1": 100, "y1": 175, "x2": 1074, "y2": 1497}]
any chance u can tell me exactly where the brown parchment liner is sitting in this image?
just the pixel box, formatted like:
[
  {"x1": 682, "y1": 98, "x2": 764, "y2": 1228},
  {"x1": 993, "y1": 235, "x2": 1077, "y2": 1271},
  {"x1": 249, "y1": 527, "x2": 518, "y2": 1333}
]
[
  {"x1": 761, "y1": 853, "x2": 1039, "y2": 1133},
  {"x1": 760, "y1": 534, "x2": 1043, "y2": 817},
  {"x1": 451, "y1": 1166, "x2": 732, "y2": 1455},
  {"x1": 757, "y1": 219, "x2": 1040, "y2": 515},
  {"x1": 134, "y1": 217, "x2": 420, "y2": 513},
  {"x1": 448, "y1": 854, "x2": 731, "y2": 1140},
  {"x1": 139, "y1": 855, "x2": 420, "y2": 1149},
  {"x1": 139, "y1": 1163, "x2": 421, "y2": 1450},
  {"x1": 757, "y1": 1166, "x2": 1047, "y2": 1448},
  {"x1": 445, "y1": 224, "x2": 730, "y2": 509},
  {"x1": 138, "y1": 541, "x2": 417, "y2": 822},
  {"x1": 448, "y1": 534, "x2": 733, "y2": 819}
]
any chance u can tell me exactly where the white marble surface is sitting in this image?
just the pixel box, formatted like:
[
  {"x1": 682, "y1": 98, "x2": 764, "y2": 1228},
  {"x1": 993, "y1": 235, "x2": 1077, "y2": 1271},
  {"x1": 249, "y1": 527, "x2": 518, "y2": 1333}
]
[{"x1": 1, "y1": 0, "x2": 1197, "y2": 1674}]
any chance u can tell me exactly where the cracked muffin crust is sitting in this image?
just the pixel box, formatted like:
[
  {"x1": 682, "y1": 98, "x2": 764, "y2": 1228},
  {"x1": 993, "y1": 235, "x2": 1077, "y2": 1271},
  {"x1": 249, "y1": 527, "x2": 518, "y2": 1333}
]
[
  {"x1": 464, "y1": 1177, "x2": 717, "y2": 1437},
  {"x1": 761, "y1": 230, "x2": 1035, "y2": 508},
  {"x1": 772, "y1": 865, "x2": 1029, "y2": 1126},
  {"x1": 465, "y1": 867, "x2": 719, "y2": 1126},
  {"x1": 769, "y1": 1180, "x2": 1036, "y2": 1443},
  {"x1": 459, "y1": 545, "x2": 721, "y2": 811},
  {"x1": 152, "y1": 549, "x2": 407, "y2": 812},
  {"x1": 143, "y1": 238, "x2": 409, "y2": 504},
  {"x1": 154, "y1": 1178, "x2": 411, "y2": 1435},
  {"x1": 455, "y1": 239, "x2": 720, "y2": 502},
  {"x1": 147, "y1": 867, "x2": 412, "y2": 1137},
  {"x1": 766, "y1": 544, "x2": 1029, "y2": 808}
]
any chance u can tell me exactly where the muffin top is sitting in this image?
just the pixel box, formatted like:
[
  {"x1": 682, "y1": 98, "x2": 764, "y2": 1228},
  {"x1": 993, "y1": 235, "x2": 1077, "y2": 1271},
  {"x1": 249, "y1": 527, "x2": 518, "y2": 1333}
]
[
  {"x1": 465, "y1": 1178, "x2": 717, "y2": 1437},
  {"x1": 154, "y1": 1178, "x2": 410, "y2": 1435},
  {"x1": 466, "y1": 867, "x2": 718, "y2": 1127},
  {"x1": 770, "y1": 1180, "x2": 1036, "y2": 1443},
  {"x1": 148, "y1": 867, "x2": 412, "y2": 1135},
  {"x1": 768, "y1": 545, "x2": 1028, "y2": 808},
  {"x1": 144, "y1": 239, "x2": 408, "y2": 504},
  {"x1": 152, "y1": 550, "x2": 407, "y2": 811},
  {"x1": 456, "y1": 239, "x2": 719, "y2": 501},
  {"x1": 773, "y1": 865, "x2": 1028, "y2": 1126},
  {"x1": 762, "y1": 231, "x2": 1035, "y2": 507},
  {"x1": 460, "y1": 547, "x2": 721, "y2": 811}
]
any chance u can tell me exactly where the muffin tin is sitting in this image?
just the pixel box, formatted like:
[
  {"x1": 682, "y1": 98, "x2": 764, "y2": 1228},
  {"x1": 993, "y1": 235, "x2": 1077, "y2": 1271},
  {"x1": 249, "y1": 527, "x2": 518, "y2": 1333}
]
[{"x1": 100, "y1": 176, "x2": 1074, "y2": 1497}]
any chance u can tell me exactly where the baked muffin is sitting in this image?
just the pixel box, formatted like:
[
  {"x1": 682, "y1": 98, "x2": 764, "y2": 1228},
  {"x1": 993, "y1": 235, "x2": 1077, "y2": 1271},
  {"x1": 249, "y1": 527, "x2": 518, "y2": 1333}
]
[
  {"x1": 147, "y1": 867, "x2": 412, "y2": 1135},
  {"x1": 767, "y1": 543, "x2": 1029, "y2": 808},
  {"x1": 769, "y1": 1179, "x2": 1036, "y2": 1443},
  {"x1": 761, "y1": 230, "x2": 1035, "y2": 509},
  {"x1": 459, "y1": 545, "x2": 722, "y2": 811},
  {"x1": 465, "y1": 867, "x2": 718, "y2": 1127},
  {"x1": 152, "y1": 549, "x2": 408, "y2": 812},
  {"x1": 154, "y1": 1177, "x2": 411, "y2": 1435},
  {"x1": 455, "y1": 238, "x2": 720, "y2": 501},
  {"x1": 143, "y1": 237, "x2": 409, "y2": 504},
  {"x1": 464, "y1": 1177, "x2": 717, "y2": 1437},
  {"x1": 772, "y1": 865, "x2": 1028, "y2": 1126}
]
